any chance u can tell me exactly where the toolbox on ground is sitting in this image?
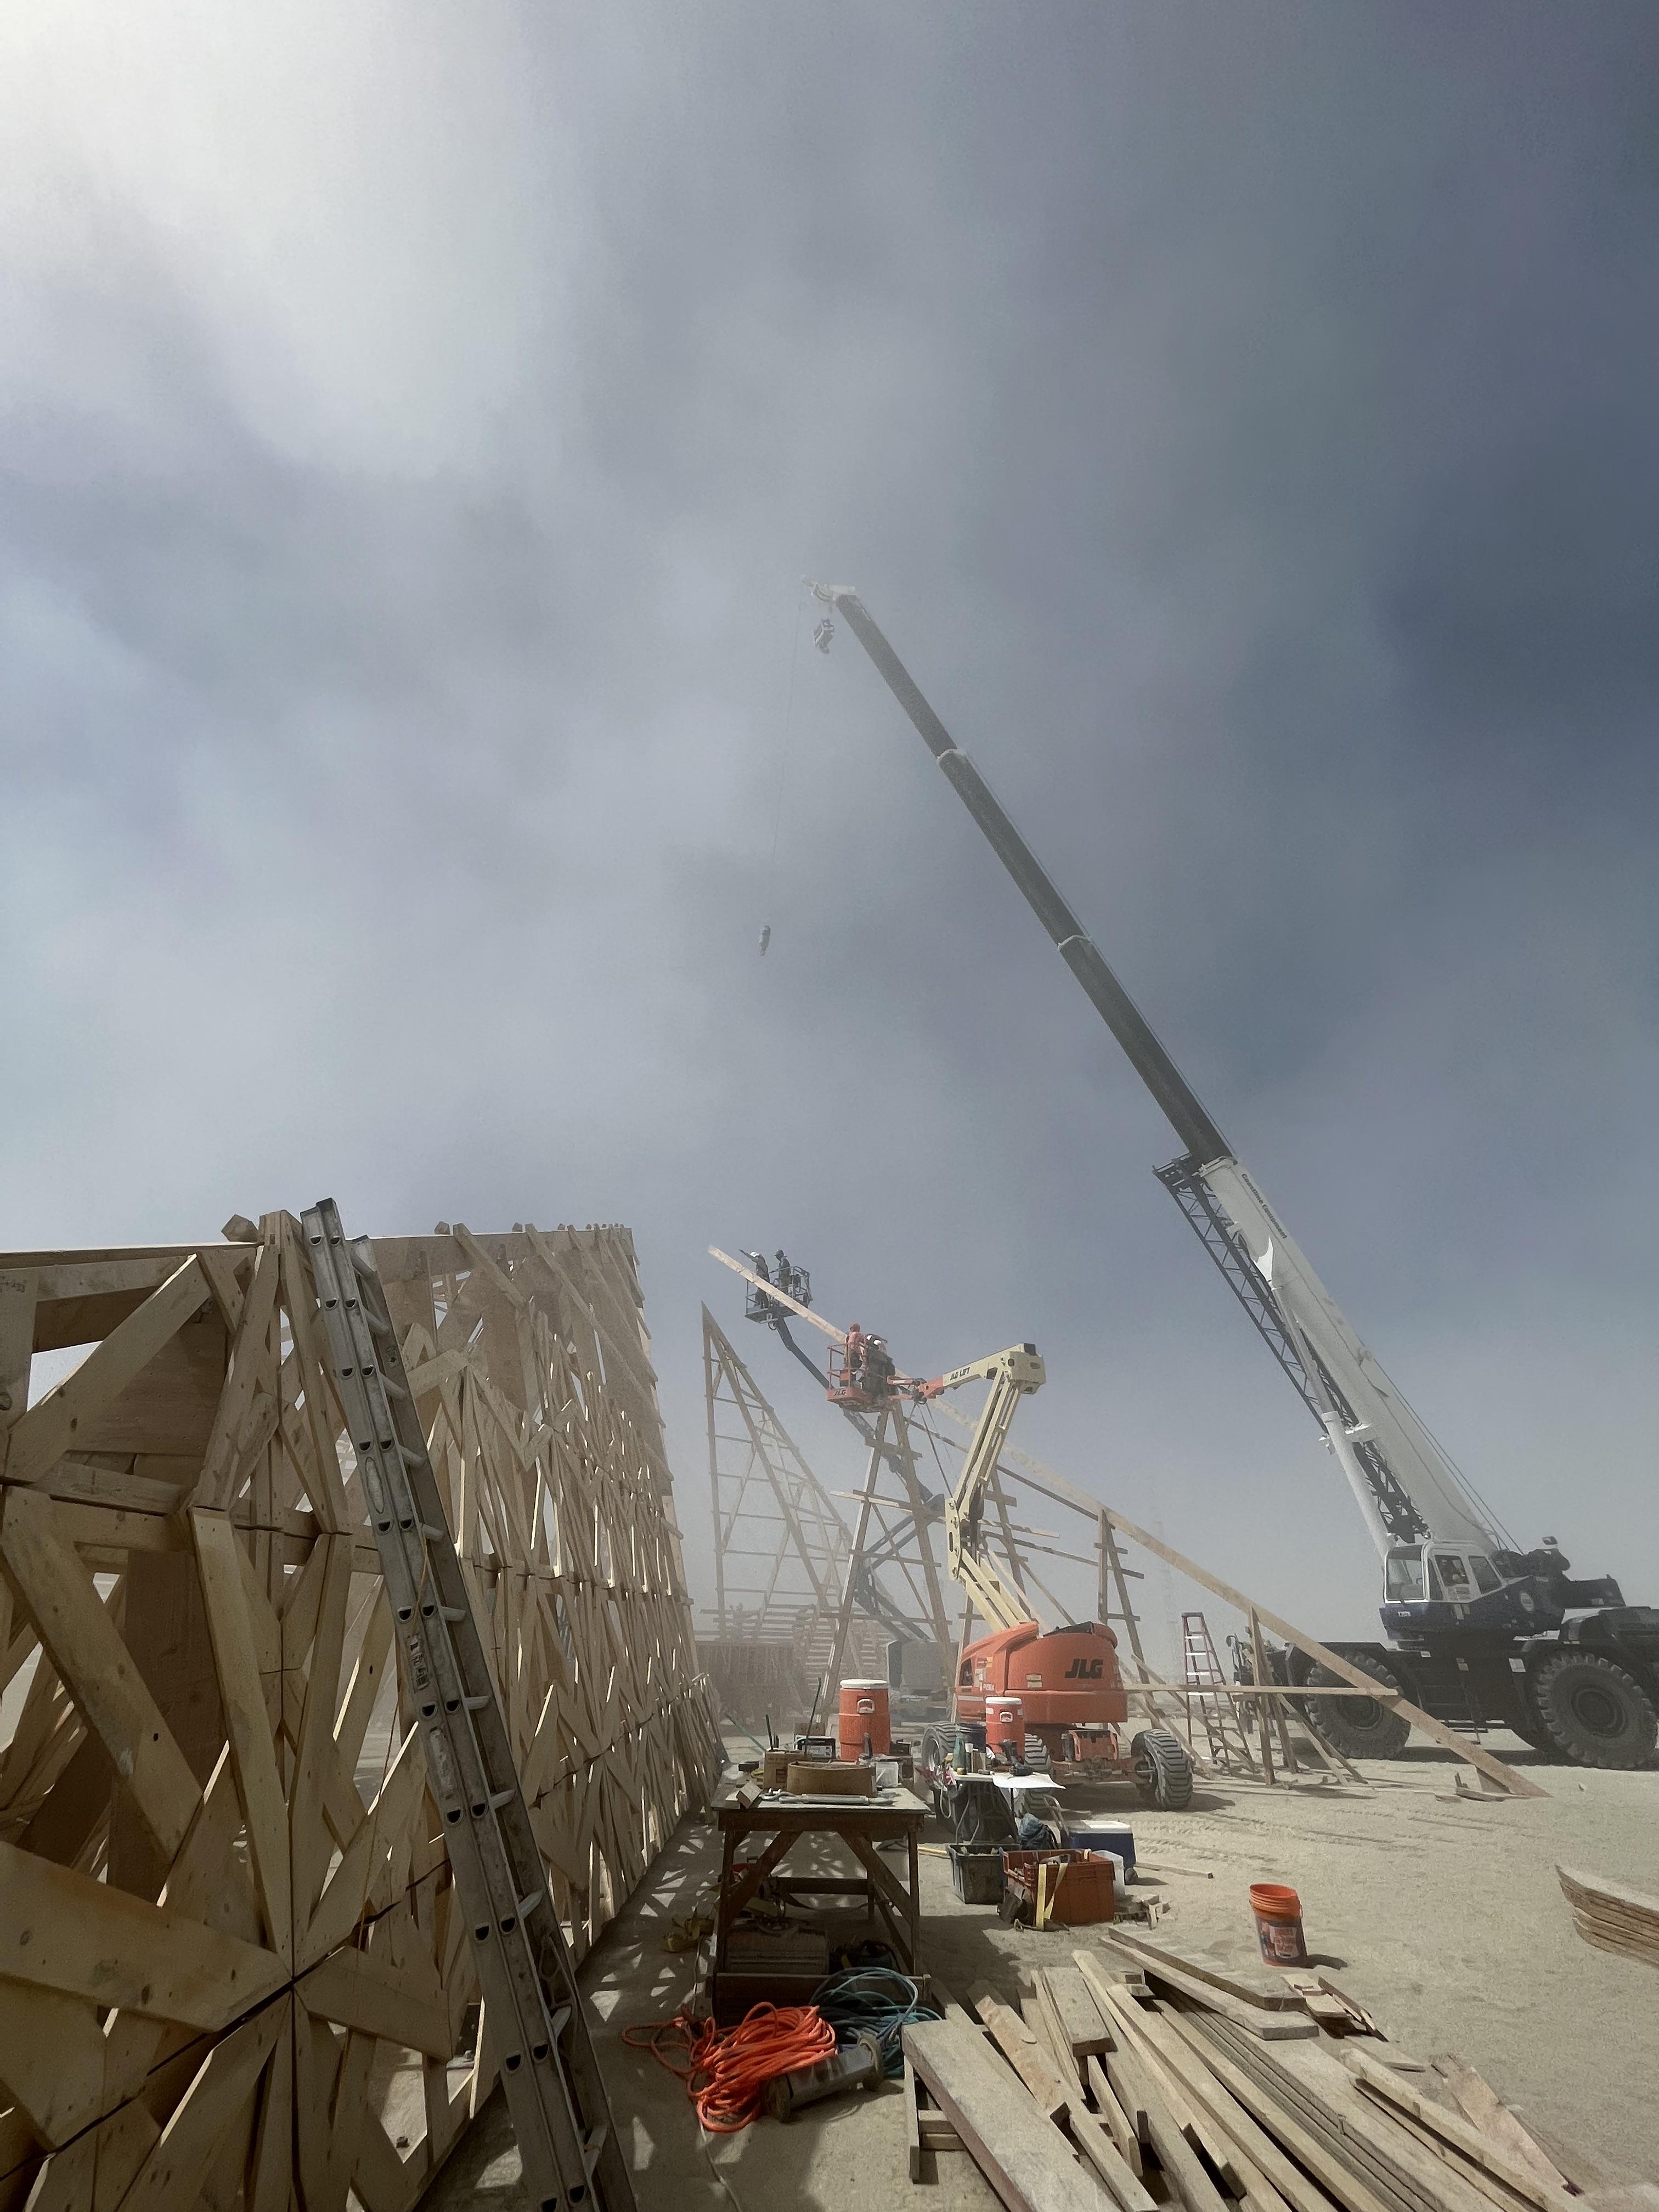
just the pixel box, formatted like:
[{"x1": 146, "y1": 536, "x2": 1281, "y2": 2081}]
[
  {"x1": 1001, "y1": 1848, "x2": 1115, "y2": 1926},
  {"x1": 947, "y1": 1844, "x2": 1006, "y2": 1904}
]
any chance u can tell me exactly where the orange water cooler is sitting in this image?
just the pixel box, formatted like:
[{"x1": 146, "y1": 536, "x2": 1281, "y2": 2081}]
[{"x1": 837, "y1": 1678, "x2": 891, "y2": 1759}]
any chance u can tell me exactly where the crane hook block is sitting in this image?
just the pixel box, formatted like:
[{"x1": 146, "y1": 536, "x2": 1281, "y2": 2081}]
[{"x1": 812, "y1": 618, "x2": 834, "y2": 654}]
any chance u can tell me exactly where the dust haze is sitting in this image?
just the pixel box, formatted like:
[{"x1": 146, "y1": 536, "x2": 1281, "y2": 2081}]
[{"x1": 3, "y1": 5, "x2": 1656, "y2": 1657}]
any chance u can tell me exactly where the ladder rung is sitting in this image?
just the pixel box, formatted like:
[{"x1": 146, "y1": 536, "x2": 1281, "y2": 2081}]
[{"x1": 303, "y1": 1196, "x2": 622, "y2": 2212}]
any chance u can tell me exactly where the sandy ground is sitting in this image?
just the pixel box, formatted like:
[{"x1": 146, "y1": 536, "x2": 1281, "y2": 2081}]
[{"x1": 425, "y1": 1737, "x2": 1659, "y2": 2209}]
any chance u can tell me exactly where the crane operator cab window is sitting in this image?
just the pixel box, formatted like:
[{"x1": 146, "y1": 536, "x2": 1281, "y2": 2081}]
[
  {"x1": 1385, "y1": 1548, "x2": 1427, "y2": 1602},
  {"x1": 1435, "y1": 1554, "x2": 1474, "y2": 1601}
]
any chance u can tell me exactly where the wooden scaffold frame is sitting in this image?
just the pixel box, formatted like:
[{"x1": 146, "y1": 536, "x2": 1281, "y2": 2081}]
[{"x1": 0, "y1": 1215, "x2": 720, "y2": 2210}]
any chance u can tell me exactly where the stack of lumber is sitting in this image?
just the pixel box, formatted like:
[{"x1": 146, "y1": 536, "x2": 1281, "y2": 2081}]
[
  {"x1": 1558, "y1": 1864, "x2": 1659, "y2": 1970},
  {"x1": 901, "y1": 1938, "x2": 1651, "y2": 2212}
]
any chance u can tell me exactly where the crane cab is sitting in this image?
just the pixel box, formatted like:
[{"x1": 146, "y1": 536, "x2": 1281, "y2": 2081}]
[{"x1": 1380, "y1": 1541, "x2": 1621, "y2": 1638}]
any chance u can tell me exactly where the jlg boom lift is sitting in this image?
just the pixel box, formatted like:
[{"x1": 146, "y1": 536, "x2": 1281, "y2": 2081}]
[{"x1": 713, "y1": 1249, "x2": 1195, "y2": 1808}]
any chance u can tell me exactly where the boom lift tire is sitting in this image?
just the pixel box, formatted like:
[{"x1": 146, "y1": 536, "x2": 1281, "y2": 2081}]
[
  {"x1": 1131, "y1": 1728, "x2": 1194, "y2": 1809},
  {"x1": 1531, "y1": 1652, "x2": 1658, "y2": 1770},
  {"x1": 1300, "y1": 1652, "x2": 1411, "y2": 1761}
]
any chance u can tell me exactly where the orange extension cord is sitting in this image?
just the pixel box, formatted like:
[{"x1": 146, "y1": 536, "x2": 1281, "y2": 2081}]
[{"x1": 623, "y1": 2003, "x2": 837, "y2": 2132}]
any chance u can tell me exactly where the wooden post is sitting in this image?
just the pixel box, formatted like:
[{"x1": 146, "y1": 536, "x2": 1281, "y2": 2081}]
[
  {"x1": 1249, "y1": 1610, "x2": 1277, "y2": 1785},
  {"x1": 824, "y1": 1408, "x2": 890, "y2": 1696}
]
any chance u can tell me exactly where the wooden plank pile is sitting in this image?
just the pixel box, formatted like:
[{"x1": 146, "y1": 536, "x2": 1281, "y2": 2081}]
[
  {"x1": 902, "y1": 1939, "x2": 1652, "y2": 2212},
  {"x1": 0, "y1": 1216, "x2": 720, "y2": 2209},
  {"x1": 1556, "y1": 1865, "x2": 1659, "y2": 1971}
]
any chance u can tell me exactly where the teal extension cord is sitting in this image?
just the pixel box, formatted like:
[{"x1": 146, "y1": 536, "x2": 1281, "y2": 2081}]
[{"x1": 809, "y1": 1966, "x2": 941, "y2": 2079}]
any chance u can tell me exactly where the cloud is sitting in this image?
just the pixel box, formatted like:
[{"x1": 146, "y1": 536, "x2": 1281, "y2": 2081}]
[{"x1": 2, "y1": 3, "x2": 1655, "y2": 1650}]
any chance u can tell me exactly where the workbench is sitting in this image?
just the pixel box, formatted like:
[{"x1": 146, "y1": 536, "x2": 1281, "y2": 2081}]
[{"x1": 711, "y1": 1782, "x2": 929, "y2": 2024}]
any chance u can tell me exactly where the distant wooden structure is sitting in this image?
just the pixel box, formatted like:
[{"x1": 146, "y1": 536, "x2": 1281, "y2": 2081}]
[{"x1": 0, "y1": 1216, "x2": 719, "y2": 2209}]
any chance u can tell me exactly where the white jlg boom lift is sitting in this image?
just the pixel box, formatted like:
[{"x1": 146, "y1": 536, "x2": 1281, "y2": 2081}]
[
  {"x1": 807, "y1": 583, "x2": 1659, "y2": 1772},
  {"x1": 713, "y1": 1248, "x2": 1196, "y2": 1807}
]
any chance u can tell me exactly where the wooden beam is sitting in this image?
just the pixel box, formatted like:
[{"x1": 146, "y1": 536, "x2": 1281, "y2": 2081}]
[
  {"x1": 0, "y1": 1836, "x2": 285, "y2": 2027},
  {"x1": 2, "y1": 1256, "x2": 208, "y2": 1487},
  {"x1": 969, "y1": 1986, "x2": 1071, "y2": 2124},
  {"x1": 190, "y1": 1511, "x2": 293, "y2": 1966},
  {"x1": 1093, "y1": 1502, "x2": 1544, "y2": 1798},
  {"x1": 0, "y1": 1486, "x2": 203, "y2": 1864},
  {"x1": 1347, "y1": 2051, "x2": 1577, "y2": 2211},
  {"x1": 903, "y1": 2017, "x2": 1114, "y2": 2212}
]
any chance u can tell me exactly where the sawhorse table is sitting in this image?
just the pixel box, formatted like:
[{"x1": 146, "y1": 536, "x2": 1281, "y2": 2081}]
[{"x1": 712, "y1": 1784, "x2": 929, "y2": 2023}]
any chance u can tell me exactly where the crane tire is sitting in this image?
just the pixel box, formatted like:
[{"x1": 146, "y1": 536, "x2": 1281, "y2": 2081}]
[
  {"x1": 1301, "y1": 1652, "x2": 1412, "y2": 1761},
  {"x1": 1532, "y1": 1653, "x2": 1659, "y2": 1770},
  {"x1": 1506, "y1": 1716, "x2": 1567, "y2": 1762},
  {"x1": 1131, "y1": 1728, "x2": 1194, "y2": 1810}
]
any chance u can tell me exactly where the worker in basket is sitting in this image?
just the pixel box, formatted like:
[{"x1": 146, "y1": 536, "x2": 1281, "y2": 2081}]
[
  {"x1": 863, "y1": 1335, "x2": 896, "y2": 1401},
  {"x1": 842, "y1": 1322, "x2": 866, "y2": 1394}
]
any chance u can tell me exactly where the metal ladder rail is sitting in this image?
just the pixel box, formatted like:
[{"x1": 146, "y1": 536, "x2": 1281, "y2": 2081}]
[
  {"x1": 1181, "y1": 1612, "x2": 1257, "y2": 1772},
  {"x1": 303, "y1": 1199, "x2": 634, "y2": 2212}
]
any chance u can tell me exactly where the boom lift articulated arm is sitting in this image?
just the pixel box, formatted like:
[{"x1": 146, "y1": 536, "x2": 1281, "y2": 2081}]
[
  {"x1": 712, "y1": 1246, "x2": 1046, "y2": 1634},
  {"x1": 919, "y1": 1344, "x2": 1046, "y2": 1633}
]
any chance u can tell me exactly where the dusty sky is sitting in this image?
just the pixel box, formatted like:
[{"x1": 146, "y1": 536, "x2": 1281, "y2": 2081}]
[{"x1": 4, "y1": 5, "x2": 1656, "y2": 1662}]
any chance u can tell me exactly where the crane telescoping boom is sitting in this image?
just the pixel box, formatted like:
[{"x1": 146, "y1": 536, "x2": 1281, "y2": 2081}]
[
  {"x1": 808, "y1": 583, "x2": 1659, "y2": 1769},
  {"x1": 809, "y1": 584, "x2": 1503, "y2": 1570}
]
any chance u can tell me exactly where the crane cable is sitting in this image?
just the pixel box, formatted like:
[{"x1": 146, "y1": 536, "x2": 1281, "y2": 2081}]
[{"x1": 758, "y1": 585, "x2": 809, "y2": 955}]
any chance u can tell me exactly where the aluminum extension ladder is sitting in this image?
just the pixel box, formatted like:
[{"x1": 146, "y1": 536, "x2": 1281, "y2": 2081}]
[
  {"x1": 303, "y1": 1199, "x2": 635, "y2": 2212},
  {"x1": 1181, "y1": 1610, "x2": 1258, "y2": 1773}
]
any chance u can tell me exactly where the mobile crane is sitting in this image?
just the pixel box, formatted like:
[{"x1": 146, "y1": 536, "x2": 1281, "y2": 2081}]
[
  {"x1": 808, "y1": 583, "x2": 1659, "y2": 1771},
  {"x1": 713, "y1": 1248, "x2": 1195, "y2": 1807}
]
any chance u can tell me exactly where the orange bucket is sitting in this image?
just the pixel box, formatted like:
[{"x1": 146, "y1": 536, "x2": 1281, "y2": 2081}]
[
  {"x1": 1249, "y1": 1882, "x2": 1307, "y2": 1965},
  {"x1": 837, "y1": 1678, "x2": 891, "y2": 1760}
]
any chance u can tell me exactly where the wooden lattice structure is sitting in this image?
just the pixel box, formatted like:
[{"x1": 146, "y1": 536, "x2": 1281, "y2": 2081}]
[{"x1": 0, "y1": 1215, "x2": 719, "y2": 2210}]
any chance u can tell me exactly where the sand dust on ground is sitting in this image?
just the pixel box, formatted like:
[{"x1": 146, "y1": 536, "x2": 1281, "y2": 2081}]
[{"x1": 426, "y1": 1742, "x2": 1659, "y2": 2209}]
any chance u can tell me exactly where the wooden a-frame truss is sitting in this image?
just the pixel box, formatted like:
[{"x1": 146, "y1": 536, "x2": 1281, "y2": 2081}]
[
  {"x1": 951, "y1": 1418, "x2": 1545, "y2": 1800},
  {"x1": 701, "y1": 1306, "x2": 861, "y2": 1647},
  {"x1": 0, "y1": 1216, "x2": 720, "y2": 2211}
]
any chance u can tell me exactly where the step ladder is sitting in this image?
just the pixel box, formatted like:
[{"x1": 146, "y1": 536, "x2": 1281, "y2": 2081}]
[
  {"x1": 304, "y1": 1199, "x2": 635, "y2": 2212},
  {"x1": 1181, "y1": 1611, "x2": 1259, "y2": 1774}
]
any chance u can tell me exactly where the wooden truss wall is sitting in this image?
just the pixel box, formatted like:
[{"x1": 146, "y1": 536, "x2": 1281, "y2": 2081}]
[{"x1": 0, "y1": 1216, "x2": 720, "y2": 2210}]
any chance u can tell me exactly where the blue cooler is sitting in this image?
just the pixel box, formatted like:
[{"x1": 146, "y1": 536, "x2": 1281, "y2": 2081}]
[{"x1": 1060, "y1": 1820, "x2": 1136, "y2": 1877}]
